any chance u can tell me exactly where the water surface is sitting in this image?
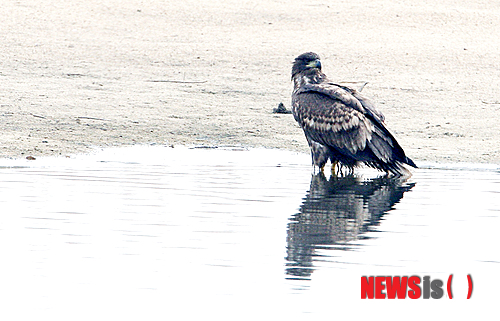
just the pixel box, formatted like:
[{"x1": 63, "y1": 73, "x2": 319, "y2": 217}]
[{"x1": 1, "y1": 146, "x2": 499, "y2": 320}]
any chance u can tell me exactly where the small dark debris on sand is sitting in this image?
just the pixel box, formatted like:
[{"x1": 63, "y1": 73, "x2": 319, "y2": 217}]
[{"x1": 272, "y1": 102, "x2": 292, "y2": 114}]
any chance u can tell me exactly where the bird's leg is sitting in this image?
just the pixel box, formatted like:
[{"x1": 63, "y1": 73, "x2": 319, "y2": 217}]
[
  {"x1": 311, "y1": 163, "x2": 324, "y2": 175},
  {"x1": 331, "y1": 161, "x2": 338, "y2": 176}
]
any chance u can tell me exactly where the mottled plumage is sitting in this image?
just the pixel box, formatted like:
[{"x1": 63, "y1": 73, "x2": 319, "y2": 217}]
[{"x1": 291, "y1": 52, "x2": 417, "y2": 175}]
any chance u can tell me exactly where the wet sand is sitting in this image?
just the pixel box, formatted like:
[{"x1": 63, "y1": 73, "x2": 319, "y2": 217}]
[{"x1": 2, "y1": 0, "x2": 499, "y2": 164}]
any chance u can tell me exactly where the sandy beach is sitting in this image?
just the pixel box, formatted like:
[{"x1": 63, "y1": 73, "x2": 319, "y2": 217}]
[{"x1": 2, "y1": 0, "x2": 499, "y2": 164}]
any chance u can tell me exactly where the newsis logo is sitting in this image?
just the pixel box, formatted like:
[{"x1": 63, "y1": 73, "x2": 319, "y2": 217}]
[{"x1": 361, "y1": 275, "x2": 473, "y2": 299}]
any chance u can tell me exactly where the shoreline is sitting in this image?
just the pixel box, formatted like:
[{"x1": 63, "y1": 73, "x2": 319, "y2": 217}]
[{"x1": 4, "y1": 144, "x2": 500, "y2": 176}]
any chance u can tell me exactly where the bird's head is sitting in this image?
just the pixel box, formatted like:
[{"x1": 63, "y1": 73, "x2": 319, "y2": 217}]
[{"x1": 291, "y1": 52, "x2": 322, "y2": 80}]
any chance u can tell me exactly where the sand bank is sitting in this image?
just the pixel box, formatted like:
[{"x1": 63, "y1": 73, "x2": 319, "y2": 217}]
[{"x1": 2, "y1": 0, "x2": 499, "y2": 164}]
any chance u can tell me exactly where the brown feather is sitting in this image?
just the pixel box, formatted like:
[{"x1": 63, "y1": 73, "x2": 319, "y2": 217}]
[{"x1": 291, "y1": 52, "x2": 417, "y2": 174}]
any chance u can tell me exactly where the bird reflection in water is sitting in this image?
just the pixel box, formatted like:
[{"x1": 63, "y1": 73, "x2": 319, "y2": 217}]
[{"x1": 285, "y1": 173, "x2": 415, "y2": 280}]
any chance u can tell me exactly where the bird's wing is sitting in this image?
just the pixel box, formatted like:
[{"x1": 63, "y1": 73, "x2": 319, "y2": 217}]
[
  {"x1": 292, "y1": 83, "x2": 396, "y2": 162},
  {"x1": 304, "y1": 83, "x2": 386, "y2": 124},
  {"x1": 337, "y1": 84, "x2": 386, "y2": 124},
  {"x1": 330, "y1": 84, "x2": 417, "y2": 169}
]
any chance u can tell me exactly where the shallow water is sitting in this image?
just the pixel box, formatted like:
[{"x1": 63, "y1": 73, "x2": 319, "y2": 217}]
[{"x1": 1, "y1": 146, "x2": 499, "y2": 320}]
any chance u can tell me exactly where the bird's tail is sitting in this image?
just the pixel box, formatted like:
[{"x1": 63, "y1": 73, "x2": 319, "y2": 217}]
[{"x1": 404, "y1": 156, "x2": 418, "y2": 168}]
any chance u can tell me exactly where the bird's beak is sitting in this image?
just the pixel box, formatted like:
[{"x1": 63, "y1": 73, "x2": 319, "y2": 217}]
[{"x1": 306, "y1": 59, "x2": 321, "y2": 69}]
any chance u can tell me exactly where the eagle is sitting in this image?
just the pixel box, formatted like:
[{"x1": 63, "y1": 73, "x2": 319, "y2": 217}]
[{"x1": 291, "y1": 52, "x2": 417, "y2": 175}]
